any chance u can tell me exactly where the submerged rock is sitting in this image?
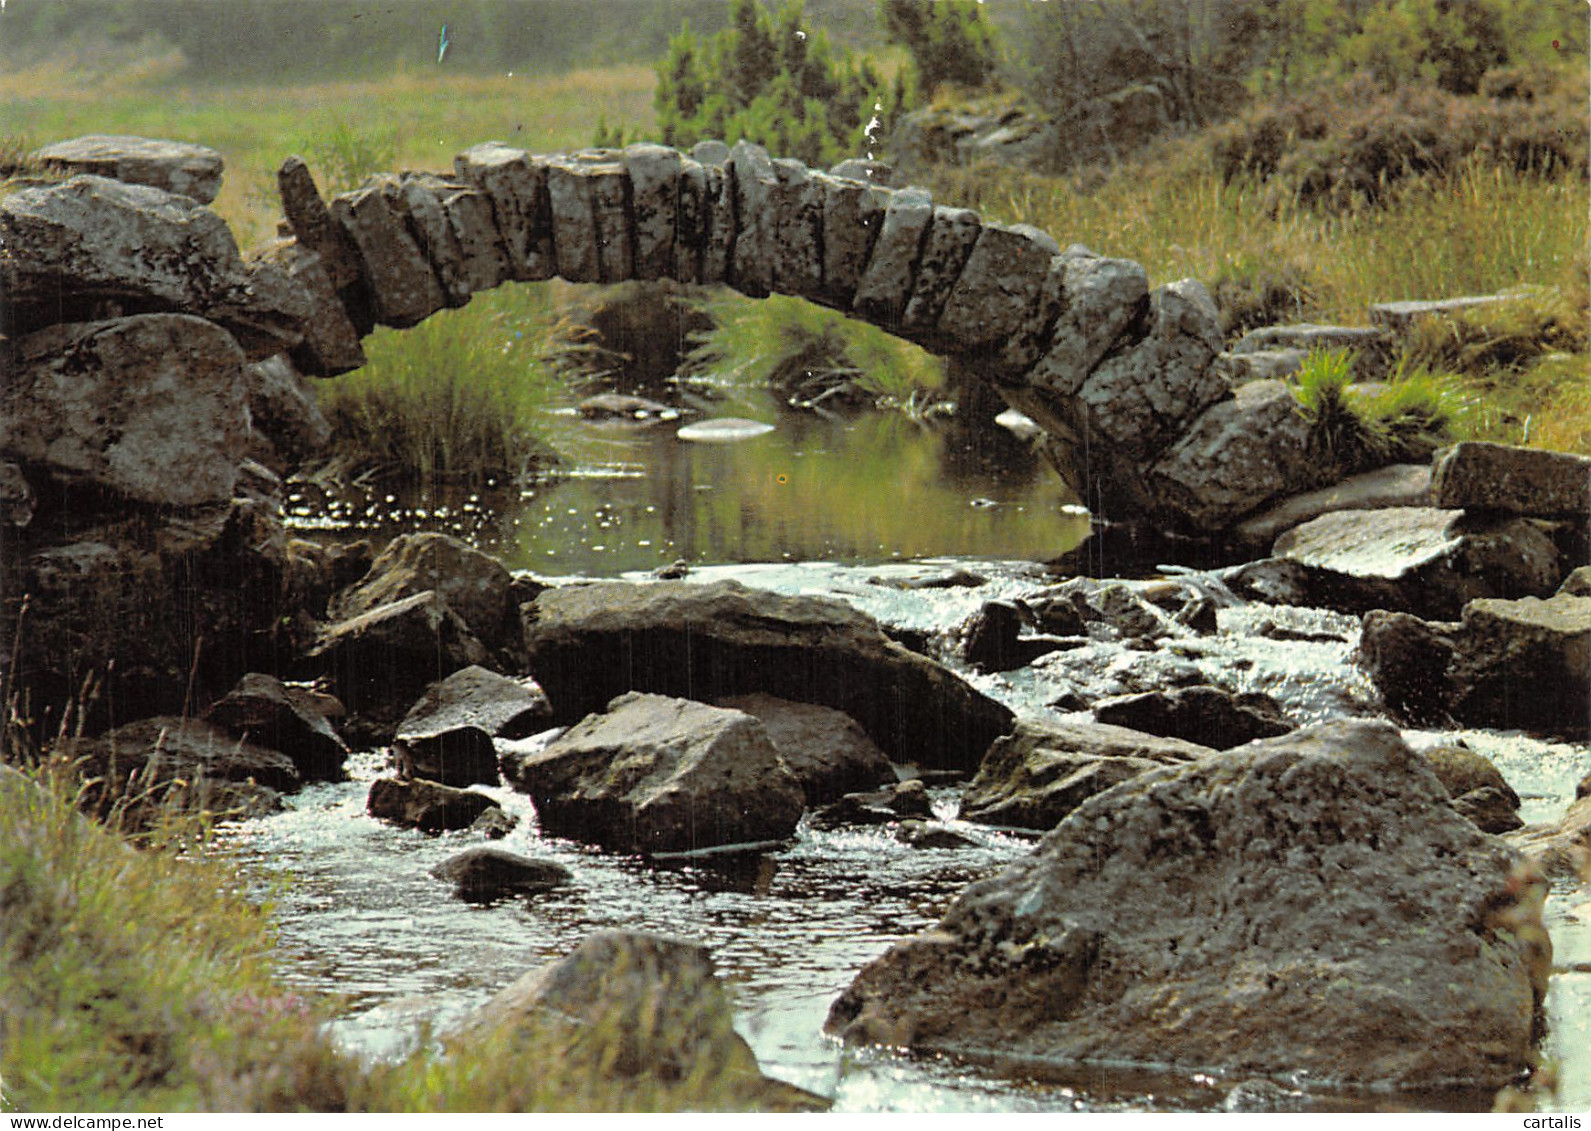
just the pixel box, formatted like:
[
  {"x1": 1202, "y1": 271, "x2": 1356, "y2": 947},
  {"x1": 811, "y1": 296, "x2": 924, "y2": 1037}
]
[
  {"x1": 430, "y1": 847, "x2": 572, "y2": 903},
  {"x1": 521, "y1": 579, "x2": 1014, "y2": 771},
  {"x1": 828, "y1": 720, "x2": 1546, "y2": 1091},
  {"x1": 808, "y1": 779, "x2": 935, "y2": 830},
  {"x1": 675, "y1": 417, "x2": 776, "y2": 443},
  {"x1": 454, "y1": 930, "x2": 827, "y2": 1110},
  {"x1": 506, "y1": 692, "x2": 804, "y2": 854},
  {"x1": 1092, "y1": 685, "x2": 1293, "y2": 750}
]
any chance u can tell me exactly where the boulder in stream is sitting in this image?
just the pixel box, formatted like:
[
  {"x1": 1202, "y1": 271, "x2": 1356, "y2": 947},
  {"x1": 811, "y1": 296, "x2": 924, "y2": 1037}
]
[
  {"x1": 430, "y1": 847, "x2": 572, "y2": 903},
  {"x1": 828, "y1": 719, "x2": 1547, "y2": 1092},
  {"x1": 713, "y1": 693, "x2": 893, "y2": 804},
  {"x1": 394, "y1": 665, "x2": 551, "y2": 787},
  {"x1": 203, "y1": 672, "x2": 349, "y2": 782},
  {"x1": 453, "y1": 930, "x2": 827, "y2": 1110},
  {"x1": 521, "y1": 579, "x2": 1014, "y2": 772},
  {"x1": 1092, "y1": 685, "x2": 1293, "y2": 750},
  {"x1": 505, "y1": 692, "x2": 805, "y2": 854},
  {"x1": 367, "y1": 776, "x2": 501, "y2": 834}
]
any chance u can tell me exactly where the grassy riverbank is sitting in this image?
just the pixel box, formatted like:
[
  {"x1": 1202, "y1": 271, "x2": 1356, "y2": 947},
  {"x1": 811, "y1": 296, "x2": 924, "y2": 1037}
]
[{"x1": 0, "y1": 761, "x2": 788, "y2": 1112}]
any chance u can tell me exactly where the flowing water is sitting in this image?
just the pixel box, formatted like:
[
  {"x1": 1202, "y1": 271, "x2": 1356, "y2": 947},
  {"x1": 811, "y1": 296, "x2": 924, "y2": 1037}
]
[{"x1": 246, "y1": 400, "x2": 1590, "y2": 1113}]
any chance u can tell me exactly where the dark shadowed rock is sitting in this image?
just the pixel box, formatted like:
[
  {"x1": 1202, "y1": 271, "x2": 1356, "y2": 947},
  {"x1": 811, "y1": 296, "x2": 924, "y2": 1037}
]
[
  {"x1": 306, "y1": 591, "x2": 490, "y2": 731},
  {"x1": 894, "y1": 820, "x2": 977, "y2": 850},
  {"x1": 367, "y1": 776, "x2": 499, "y2": 833},
  {"x1": 430, "y1": 847, "x2": 572, "y2": 903},
  {"x1": 506, "y1": 693, "x2": 804, "y2": 854},
  {"x1": 1452, "y1": 787, "x2": 1525, "y2": 835},
  {"x1": 204, "y1": 672, "x2": 348, "y2": 782},
  {"x1": 331, "y1": 532, "x2": 524, "y2": 668},
  {"x1": 1357, "y1": 609, "x2": 1461, "y2": 724},
  {"x1": 828, "y1": 720, "x2": 1545, "y2": 1091},
  {"x1": 713, "y1": 693, "x2": 893, "y2": 804},
  {"x1": 394, "y1": 665, "x2": 551, "y2": 787},
  {"x1": 521, "y1": 580, "x2": 1013, "y2": 771},
  {"x1": 243, "y1": 354, "x2": 333, "y2": 469},
  {"x1": 1092, "y1": 686, "x2": 1293, "y2": 750},
  {"x1": 958, "y1": 718, "x2": 1211, "y2": 830},
  {"x1": 808, "y1": 779, "x2": 934, "y2": 830},
  {"x1": 956, "y1": 600, "x2": 1070, "y2": 672},
  {"x1": 453, "y1": 931, "x2": 827, "y2": 1110},
  {"x1": 35, "y1": 134, "x2": 224, "y2": 203}
]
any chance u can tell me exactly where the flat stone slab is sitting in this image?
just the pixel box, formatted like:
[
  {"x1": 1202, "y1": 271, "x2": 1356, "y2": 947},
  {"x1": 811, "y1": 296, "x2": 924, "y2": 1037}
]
[
  {"x1": 1234, "y1": 463, "x2": 1433, "y2": 546},
  {"x1": 35, "y1": 134, "x2": 224, "y2": 203},
  {"x1": 1276, "y1": 506, "x2": 1469, "y2": 579},
  {"x1": 1368, "y1": 294, "x2": 1518, "y2": 334}
]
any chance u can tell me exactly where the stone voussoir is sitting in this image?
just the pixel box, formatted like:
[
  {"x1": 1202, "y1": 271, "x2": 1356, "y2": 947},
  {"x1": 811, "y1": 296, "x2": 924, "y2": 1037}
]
[
  {"x1": 329, "y1": 176, "x2": 448, "y2": 329},
  {"x1": 452, "y1": 143, "x2": 557, "y2": 282}
]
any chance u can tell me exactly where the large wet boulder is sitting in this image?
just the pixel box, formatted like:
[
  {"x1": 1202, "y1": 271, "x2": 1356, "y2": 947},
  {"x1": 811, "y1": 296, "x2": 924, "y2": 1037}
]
[
  {"x1": 1092, "y1": 685, "x2": 1293, "y2": 750},
  {"x1": 521, "y1": 580, "x2": 1014, "y2": 771},
  {"x1": 203, "y1": 672, "x2": 349, "y2": 782},
  {"x1": 393, "y1": 665, "x2": 550, "y2": 787},
  {"x1": 1273, "y1": 507, "x2": 1563, "y2": 620},
  {"x1": 1, "y1": 314, "x2": 250, "y2": 507},
  {"x1": 958, "y1": 718, "x2": 1212, "y2": 830},
  {"x1": 828, "y1": 720, "x2": 1546, "y2": 1091},
  {"x1": 453, "y1": 931, "x2": 826, "y2": 1110},
  {"x1": 430, "y1": 847, "x2": 572, "y2": 903},
  {"x1": 713, "y1": 693, "x2": 893, "y2": 804},
  {"x1": 505, "y1": 692, "x2": 805, "y2": 854},
  {"x1": 330, "y1": 532, "x2": 524, "y2": 668},
  {"x1": 35, "y1": 134, "x2": 225, "y2": 203}
]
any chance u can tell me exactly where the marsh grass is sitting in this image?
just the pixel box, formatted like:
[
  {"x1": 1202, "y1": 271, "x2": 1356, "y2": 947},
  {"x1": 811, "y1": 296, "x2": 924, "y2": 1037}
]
[
  {"x1": 313, "y1": 286, "x2": 566, "y2": 487},
  {"x1": 1291, "y1": 348, "x2": 1470, "y2": 476}
]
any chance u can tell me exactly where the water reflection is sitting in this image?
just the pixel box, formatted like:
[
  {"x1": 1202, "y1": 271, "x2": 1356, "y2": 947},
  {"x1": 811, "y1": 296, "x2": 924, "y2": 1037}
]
[{"x1": 288, "y1": 391, "x2": 1092, "y2": 576}]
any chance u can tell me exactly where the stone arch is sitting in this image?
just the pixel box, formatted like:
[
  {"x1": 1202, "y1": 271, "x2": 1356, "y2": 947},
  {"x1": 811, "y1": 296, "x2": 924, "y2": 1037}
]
[{"x1": 264, "y1": 138, "x2": 1287, "y2": 530}]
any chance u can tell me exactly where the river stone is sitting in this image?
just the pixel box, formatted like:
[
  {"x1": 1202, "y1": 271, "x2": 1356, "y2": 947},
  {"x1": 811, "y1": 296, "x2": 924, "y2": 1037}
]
[
  {"x1": 852, "y1": 187, "x2": 934, "y2": 329},
  {"x1": 1092, "y1": 686, "x2": 1293, "y2": 750},
  {"x1": 395, "y1": 666, "x2": 551, "y2": 786},
  {"x1": 36, "y1": 134, "x2": 224, "y2": 203},
  {"x1": 203, "y1": 672, "x2": 349, "y2": 782},
  {"x1": 713, "y1": 693, "x2": 894, "y2": 804},
  {"x1": 1430, "y1": 441, "x2": 1591, "y2": 517},
  {"x1": 430, "y1": 847, "x2": 572, "y2": 903},
  {"x1": 1448, "y1": 592, "x2": 1591, "y2": 741},
  {"x1": 506, "y1": 693, "x2": 804, "y2": 853},
  {"x1": 956, "y1": 600, "x2": 1068, "y2": 673},
  {"x1": 452, "y1": 143, "x2": 557, "y2": 282},
  {"x1": 0, "y1": 314, "x2": 248, "y2": 506},
  {"x1": 828, "y1": 719, "x2": 1545, "y2": 1091},
  {"x1": 521, "y1": 579, "x2": 1014, "y2": 771},
  {"x1": 1233, "y1": 463, "x2": 1433, "y2": 549},
  {"x1": 1452, "y1": 786, "x2": 1525, "y2": 835},
  {"x1": 367, "y1": 776, "x2": 499, "y2": 833},
  {"x1": 454, "y1": 930, "x2": 827, "y2": 1110},
  {"x1": 1357, "y1": 609, "x2": 1461, "y2": 725},
  {"x1": 1076, "y1": 279, "x2": 1229, "y2": 467},
  {"x1": 330, "y1": 532, "x2": 522, "y2": 667},
  {"x1": 808, "y1": 779, "x2": 934, "y2": 830},
  {"x1": 1147, "y1": 379, "x2": 1320, "y2": 532},
  {"x1": 1274, "y1": 507, "x2": 1564, "y2": 620},
  {"x1": 306, "y1": 591, "x2": 491, "y2": 728},
  {"x1": 328, "y1": 178, "x2": 447, "y2": 328},
  {"x1": 958, "y1": 717, "x2": 1212, "y2": 830},
  {"x1": 675, "y1": 417, "x2": 776, "y2": 443}
]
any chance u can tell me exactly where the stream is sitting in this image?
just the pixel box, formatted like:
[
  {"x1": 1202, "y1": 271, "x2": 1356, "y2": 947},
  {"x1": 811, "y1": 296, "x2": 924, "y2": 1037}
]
[{"x1": 228, "y1": 396, "x2": 1590, "y2": 1113}]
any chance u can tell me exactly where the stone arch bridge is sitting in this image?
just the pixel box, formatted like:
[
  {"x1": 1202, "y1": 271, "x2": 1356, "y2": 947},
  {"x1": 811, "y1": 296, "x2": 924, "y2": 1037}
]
[{"x1": 3, "y1": 139, "x2": 1309, "y2": 532}]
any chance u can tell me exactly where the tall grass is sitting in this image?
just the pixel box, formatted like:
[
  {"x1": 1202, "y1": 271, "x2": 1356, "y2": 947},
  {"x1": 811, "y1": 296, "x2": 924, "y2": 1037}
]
[{"x1": 313, "y1": 286, "x2": 566, "y2": 486}]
